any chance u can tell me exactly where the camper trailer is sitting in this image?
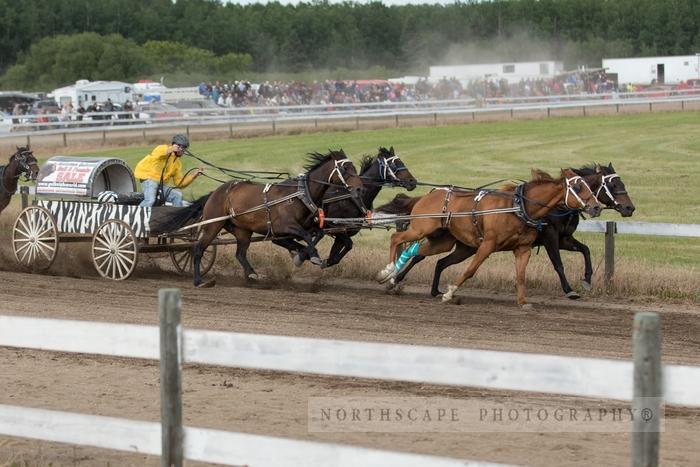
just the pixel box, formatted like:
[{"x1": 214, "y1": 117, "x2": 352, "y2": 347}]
[
  {"x1": 51, "y1": 80, "x2": 134, "y2": 109},
  {"x1": 603, "y1": 55, "x2": 700, "y2": 86}
]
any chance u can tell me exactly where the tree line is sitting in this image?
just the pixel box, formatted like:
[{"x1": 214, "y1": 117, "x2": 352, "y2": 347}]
[{"x1": 1, "y1": 0, "x2": 698, "y2": 90}]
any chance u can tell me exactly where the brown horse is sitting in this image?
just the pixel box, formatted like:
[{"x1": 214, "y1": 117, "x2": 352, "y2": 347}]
[
  {"x1": 0, "y1": 146, "x2": 39, "y2": 216},
  {"x1": 376, "y1": 168, "x2": 602, "y2": 307},
  {"x1": 159, "y1": 149, "x2": 364, "y2": 287}
]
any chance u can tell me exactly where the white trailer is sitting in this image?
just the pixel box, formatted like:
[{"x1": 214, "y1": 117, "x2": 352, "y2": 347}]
[
  {"x1": 51, "y1": 80, "x2": 134, "y2": 109},
  {"x1": 429, "y1": 60, "x2": 563, "y2": 85},
  {"x1": 603, "y1": 55, "x2": 700, "y2": 86}
]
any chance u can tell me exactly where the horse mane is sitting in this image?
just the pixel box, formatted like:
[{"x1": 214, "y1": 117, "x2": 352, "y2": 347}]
[
  {"x1": 10, "y1": 146, "x2": 31, "y2": 161},
  {"x1": 499, "y1": 169, "x2": 557, "y2": 191},
  {"x1": 572, "y1": 163, "x2": 615, "y2": 176},
  {"x1": 304, "y1": 149, "x2": 346, "y2": 172},
  {"x1": 359, "y1": 154, "x2": 374, "y2": 174}
]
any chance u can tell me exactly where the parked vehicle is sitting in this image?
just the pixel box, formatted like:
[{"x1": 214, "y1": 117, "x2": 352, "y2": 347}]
[{"x1": 137, "y1": 102, "x2": 183, "y2": 123}]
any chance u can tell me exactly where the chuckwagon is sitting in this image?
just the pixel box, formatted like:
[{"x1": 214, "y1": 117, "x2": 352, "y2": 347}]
[{"x1": 11, "y1": 156, "x2": 217, "y2": 280}]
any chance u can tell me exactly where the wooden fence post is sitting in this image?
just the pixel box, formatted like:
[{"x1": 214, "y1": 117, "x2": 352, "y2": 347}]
[
  {"x1": 26, "y1": 135, "x2": 31, "y2": 147},
  {"x1": 62, "y1": 132, "x2": 67, "y2": 147},
  {"x1": 229, "y1": 123, "x2": 234, "y2": 139},
  {"x1": 356, "y1": 116, "x2": 360, "y2": 130},
  {"x1": 159, "y1": 288, "x2": 183, "y2": 467},
  {"x1": 20, "y1": 186, "x2": 29, "y2": 209},
  {"x1": 631, "y1": 312, "x2": 662, "y2": 467},
  {"x1": 272, "y1": 119, "x2": 276, "y2": 135},
  {"x1": 604, "y1": 221, "x2": 616, "y2": 287},
  {"x1": 395, "y1": 114, "x2": 399, "y2": 127}
]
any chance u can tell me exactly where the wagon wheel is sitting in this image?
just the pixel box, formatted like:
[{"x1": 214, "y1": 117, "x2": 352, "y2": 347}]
[
  {"x1": 12, "y1": 206, "x2": 59, "y2": 271},
  {"x1": 169, "y1": 239, "x2": 217, "y2": 277},
  {"x1": 92, "y1": 219, "x2": 138, "y2": 280}
]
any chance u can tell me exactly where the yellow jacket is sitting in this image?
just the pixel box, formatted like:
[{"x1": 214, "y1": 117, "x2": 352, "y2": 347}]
[{"x1": 134, "y1": 144, "x2": 197, "y2": 188}]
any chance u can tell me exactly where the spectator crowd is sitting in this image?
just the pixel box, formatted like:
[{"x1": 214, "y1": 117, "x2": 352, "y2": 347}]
[{"x1": 195, "y1": 70, "x2": 616, "y2": 107}]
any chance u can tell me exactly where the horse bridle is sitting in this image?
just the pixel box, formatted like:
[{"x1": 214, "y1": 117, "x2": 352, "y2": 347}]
[
  {"x1": 378, "y1": 155, "x2": 408, "y2": 184},
  {"x1": 327, "y1": 157, "x2": 356, "y2": 189},
  {"x1": 12, "y1": 151, "x2": 38, "y2": 181},
  {"x1": 564, "y1": 175, "x2": 597, "y2": 208},
  {"x1": 595, "y1": 173, "x2": 627, "y2": 207}
]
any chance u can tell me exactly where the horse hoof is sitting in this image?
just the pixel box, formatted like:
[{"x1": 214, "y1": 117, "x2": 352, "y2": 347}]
[
  {"x1": 319, "y1": 259, "x2": 329, "y2": 269},
  {"x1": 441, "y1": 285, "x2": 458, "y2": 303},
  {"x1": 566, "y1": 290, "x2": 581, "y2": 300},
  {"x1": 291, "y1": 252, "x2": 304, "y2": 268},
  {"x1": 520, "y1": 303, "x2": 534, "y2": 310},
  {"x1": 376, "y1": 263, "x2": 397, "y2": 284},
  {"x1": 581, "y1": 280, "x2": 592, "y2": 291},
  {"x1": 196, "y1": 279, "x2": 216, "y2": 288},
  {"x1": 310, "y1": 256, "x2": 323, "y2": 266},
  {"x1": 247, "y1": 273, "x2": 259, "y2": 281}
]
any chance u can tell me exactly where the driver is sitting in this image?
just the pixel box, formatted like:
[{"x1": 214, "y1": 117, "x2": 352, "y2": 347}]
[{"x1": 134, "y1": 134, "x2": 204, "y2": 207}]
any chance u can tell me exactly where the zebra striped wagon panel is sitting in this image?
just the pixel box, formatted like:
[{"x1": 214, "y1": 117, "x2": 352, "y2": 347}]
[{"x1": 37, "y1": 200, "x2": 152, "y2": 238}]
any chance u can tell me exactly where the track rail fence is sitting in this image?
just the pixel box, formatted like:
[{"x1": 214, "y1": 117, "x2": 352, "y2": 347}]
[
  {"x1": 3, "y1": 89, "x2": 700, "y2": 148},
  {"x1": 577, "y1": 220, "x2": 700, "y2": 286},
  {"x1": 1, "y1": 289, "x2": 699, "y2": 466}
]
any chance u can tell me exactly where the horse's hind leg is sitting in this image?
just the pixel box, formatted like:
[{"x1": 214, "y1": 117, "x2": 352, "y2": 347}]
[
  {"x1": 273, "y1": 238, "x2": 307, "y2": 267},
  {"x1": 193, "y1": 222, "x2": 225, "y2": 288},
  {"x1": 559, "y1": 235, "x2": 593, "y2": 291}
]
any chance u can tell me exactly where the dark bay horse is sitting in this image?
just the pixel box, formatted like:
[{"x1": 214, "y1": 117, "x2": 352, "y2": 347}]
[
  {"x1": 159, "y1": 150, "x2": 364, "y2": 287},
  {"x1": 0, "y1": 147, "x2": 40, "y2": 216},
  {"x1": 286, "y1": 146, "x2": 417, "y2": 268},
  {"x1": 376, "y1": 169, "x2": 602, "y2": 307},
  {"x1": 389, "y1": 163, "x2": 634, "y2": 299}
]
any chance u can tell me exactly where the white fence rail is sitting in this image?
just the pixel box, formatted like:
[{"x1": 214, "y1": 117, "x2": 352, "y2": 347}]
[
  {"x1": 1, "y1": 291, "x2": 699, "y2": 466},
  {"x1": 1, "y1": 314, "x2": 699, "y2": 406},
  {"x1": 1, "y1": 405, "x2": 488, "y2": 467},
  {"x1": 579, "y1": 220, "x2": 700, "y2": 237}
]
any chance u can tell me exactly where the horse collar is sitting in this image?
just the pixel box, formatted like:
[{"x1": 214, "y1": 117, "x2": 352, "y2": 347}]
[
  {"x1": 297, "y1": 174, "x2": 319, "y2": 215},
  {"x1": 513, "y1": 184, "x2": 546, "y2": 231}
]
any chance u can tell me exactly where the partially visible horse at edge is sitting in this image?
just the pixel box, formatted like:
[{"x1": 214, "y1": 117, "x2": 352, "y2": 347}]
[
  {"x1": 0, "y1": 146, "x2": 40, "y2": 216},
  {"x1": 376, "y1": 168, "x2": 603, "y2": 308}
]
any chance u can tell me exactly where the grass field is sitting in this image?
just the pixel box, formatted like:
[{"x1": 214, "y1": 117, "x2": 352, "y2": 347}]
[{"x1": 12, "y1": 111, "x2": 700, "y2": 301}]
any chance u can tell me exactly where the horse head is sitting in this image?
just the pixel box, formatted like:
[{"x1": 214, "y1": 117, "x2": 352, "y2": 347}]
[
  {"x1": 306, "y1": 149, "x2": 364, "y2": 200},
  {"x1": 594, "y1": 163, "x2": 635, "y2": 217},
  {"x1": 560, "y1": 168, "x2": 602, "y2": 217},
  {"x1": 11, "y1": 146, "x2": 39, "y2": 181},
  {"x1": 370, "y1": 146, "x2": 417, "y2": 191}
]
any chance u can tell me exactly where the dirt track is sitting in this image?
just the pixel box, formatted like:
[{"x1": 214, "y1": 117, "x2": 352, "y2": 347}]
[{"x1": 0, "y1": 263, "x2": 699, "y2": 466}]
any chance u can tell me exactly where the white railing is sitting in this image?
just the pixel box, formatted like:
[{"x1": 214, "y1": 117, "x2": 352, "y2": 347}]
[
  {"x1": 3, "y1": 88, "x2": 700, "y2": 141},
  {"x1": 0, "y1": 290, "x2": 699, "y2": 466},
  {"x1": 577, "y1": 220, "x2": 700, "y2": 287}
]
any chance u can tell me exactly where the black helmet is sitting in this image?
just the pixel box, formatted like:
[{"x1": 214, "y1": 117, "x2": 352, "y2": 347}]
[{"x1": 172, "y1": 134, "x2": 189, "y2": 148}]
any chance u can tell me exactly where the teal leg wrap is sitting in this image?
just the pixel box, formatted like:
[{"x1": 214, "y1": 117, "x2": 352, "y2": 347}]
[{"x1": 394, "y1": 241, "x2": 421, "y2": 271}]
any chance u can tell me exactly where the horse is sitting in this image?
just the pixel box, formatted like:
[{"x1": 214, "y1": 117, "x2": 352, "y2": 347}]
[
  {"x1": 0, "y1": 146, "x2": 40, "y2": 216},
  {"x1": 282, "y1": 146, "x2": 417, "y2": 268},
  {"x1": 158, "y1": 149, "x2": 364, "y2": 288},
  {"x1": 375, "y1": 168, "x2": 603, "y2": 307},
  {"x1": 388, "y1": 163, "x2": 634, "y2": 299}
]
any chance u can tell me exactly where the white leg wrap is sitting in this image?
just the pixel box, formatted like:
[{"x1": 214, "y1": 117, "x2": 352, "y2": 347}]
[
  {"x1": 442, "y1": 284, "x2": 458, "y2": 302},
  {"x1": 376, "y1": 263, "x2": 397, "y2": 283}
]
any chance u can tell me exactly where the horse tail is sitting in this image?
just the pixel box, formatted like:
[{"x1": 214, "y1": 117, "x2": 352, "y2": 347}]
[
  {"x1": 151, "y1": 193, "x2": 211, "y2": 234},
  {"x1": 376, "y1": 193, "x2": 422, "y2": 215}
]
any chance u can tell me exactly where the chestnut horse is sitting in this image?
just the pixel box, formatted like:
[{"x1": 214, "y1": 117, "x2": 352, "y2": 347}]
[
  {"x1": 0, "y1": 146, "x2": 40, "y2": 216},
  {"x1": 159, "y1": 150, "x2": 364, "y2": 288},
  {"x1": 388, "y1": 163, "x2": 635, "y2": 299},
  {"x1": 376, "y1": 168, "x2": 602, "y2": 307}
]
